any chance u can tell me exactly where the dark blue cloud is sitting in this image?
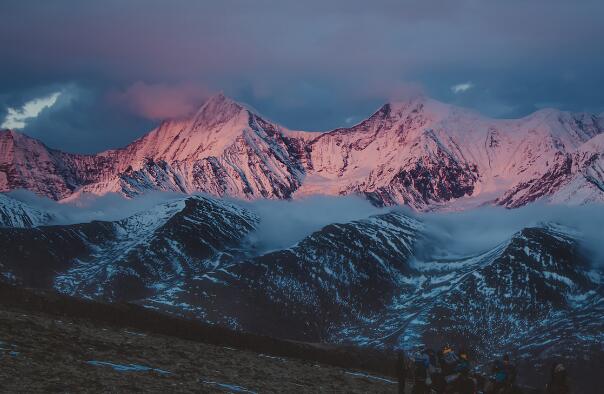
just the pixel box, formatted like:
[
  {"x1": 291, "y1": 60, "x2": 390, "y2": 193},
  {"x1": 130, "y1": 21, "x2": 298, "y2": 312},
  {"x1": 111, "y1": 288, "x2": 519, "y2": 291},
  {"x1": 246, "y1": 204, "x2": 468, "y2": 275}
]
[
  {"x1": 21, "y1": 84, "x2": 155, "y2": 153},
  {"x1": 1, "y1": 0, "x2": 603, "y2": 152}
]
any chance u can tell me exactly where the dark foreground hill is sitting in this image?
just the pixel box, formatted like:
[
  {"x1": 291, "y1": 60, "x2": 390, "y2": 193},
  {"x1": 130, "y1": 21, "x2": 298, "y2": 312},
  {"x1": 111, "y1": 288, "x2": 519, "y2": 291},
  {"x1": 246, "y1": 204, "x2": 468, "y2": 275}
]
[
  {"x1": 0, "y1": 282, "x2": 399, "y2": 393},
  {"x1": 1, "y1": 194, "x2": 603, "y2": 392}
]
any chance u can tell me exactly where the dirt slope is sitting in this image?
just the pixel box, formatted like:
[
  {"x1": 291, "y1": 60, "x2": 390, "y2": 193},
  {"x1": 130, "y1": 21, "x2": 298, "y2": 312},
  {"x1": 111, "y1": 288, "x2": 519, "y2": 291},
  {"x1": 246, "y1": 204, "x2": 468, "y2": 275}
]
[{"x1": 0, "y1": 284, "x2": 399, "y2": 393}]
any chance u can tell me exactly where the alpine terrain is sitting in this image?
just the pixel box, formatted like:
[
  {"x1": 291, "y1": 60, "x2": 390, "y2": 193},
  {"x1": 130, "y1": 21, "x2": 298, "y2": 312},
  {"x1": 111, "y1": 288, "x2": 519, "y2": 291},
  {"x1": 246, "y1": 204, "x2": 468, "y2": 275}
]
[
  {"x1": 1, "y1": 94, "x2": 603, "y2": 393},
  {"x1": 1, "y1": 93, "x2": 603, "y2": 209},
  {"x1": 0, "y1": 193, "x2": 602, "y2": 391}
]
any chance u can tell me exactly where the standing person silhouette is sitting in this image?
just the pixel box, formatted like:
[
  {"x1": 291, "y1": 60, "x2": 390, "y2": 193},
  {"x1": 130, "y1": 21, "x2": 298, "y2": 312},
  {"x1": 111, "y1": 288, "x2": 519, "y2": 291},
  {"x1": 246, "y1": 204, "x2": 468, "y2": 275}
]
[
  {"x1": 397, "y1": 351, "x2": 407, "y2": 394},
  {"x1": 546, "y1": 363, "x2": 569, "y2": 394}
]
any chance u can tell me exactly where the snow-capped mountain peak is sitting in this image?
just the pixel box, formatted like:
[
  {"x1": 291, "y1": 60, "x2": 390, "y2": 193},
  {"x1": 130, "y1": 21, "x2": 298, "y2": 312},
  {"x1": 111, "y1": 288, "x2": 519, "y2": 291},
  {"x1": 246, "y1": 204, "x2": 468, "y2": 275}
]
[
  {"x1": 2, "y1": 95, "x2": 604, "y2": 209},
  {"x1": 191, "y1": 92, "x2": 245, "y2": 127}
]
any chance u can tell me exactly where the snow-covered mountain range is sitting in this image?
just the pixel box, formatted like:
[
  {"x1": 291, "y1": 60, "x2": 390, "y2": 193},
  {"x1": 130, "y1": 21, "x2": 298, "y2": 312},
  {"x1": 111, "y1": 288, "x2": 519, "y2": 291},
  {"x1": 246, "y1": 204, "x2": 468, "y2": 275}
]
[
  {"x1": 0, "y1": 194, "x2": 602, "y2": 389},
  {"x1": 2, "y1": 93, "x2": 603, "y2": 209},
  {"x1": 2, "y1": 93, "x2": 603, "y2": 389}
]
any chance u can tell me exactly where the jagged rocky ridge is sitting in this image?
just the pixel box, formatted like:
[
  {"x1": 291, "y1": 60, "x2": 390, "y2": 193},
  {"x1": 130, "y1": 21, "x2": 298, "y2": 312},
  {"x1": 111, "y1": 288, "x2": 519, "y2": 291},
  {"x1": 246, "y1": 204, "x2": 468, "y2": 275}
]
[
  {"x1": 2, "y1": 93, "x2": 603, "y2": 209},
  {"x1": 0, "y1": 193, "x2": 52, "y2": 228},
  {"x1": 0, "y1": 194, "x2": 601, "y2": 390}
]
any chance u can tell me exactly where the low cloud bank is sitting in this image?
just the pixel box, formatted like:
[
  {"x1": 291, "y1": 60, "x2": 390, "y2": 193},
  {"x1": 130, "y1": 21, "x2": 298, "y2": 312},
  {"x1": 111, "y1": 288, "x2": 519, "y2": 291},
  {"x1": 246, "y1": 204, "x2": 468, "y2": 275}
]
[
  {"x1": 414, "y1": 204, "x2": 604, "y2": 265},
  {"x1": 239, "y1": 195, "x2": 385, "y2": 252},
  {"x1": 6, "y1": 191, "x2": 384, "y2": 252},
  {"x1": 6, "y1": 190, "x2": 604, "y2": 265},
  {"x1": 6, "y1": 190, "x2": 184, "y2": 224}
]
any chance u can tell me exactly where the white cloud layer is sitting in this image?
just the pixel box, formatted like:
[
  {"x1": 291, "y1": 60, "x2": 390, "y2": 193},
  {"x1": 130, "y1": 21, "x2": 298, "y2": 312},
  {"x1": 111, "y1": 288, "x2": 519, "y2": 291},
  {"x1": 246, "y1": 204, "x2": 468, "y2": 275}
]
[
  {"x1": 451, "y1": 82, "x2": 474, "y2": 94},
  {"x1": 1, "y1": 91, "x2": 61, "y2": 129},
  {"x1": 5, "y1": 190, "x2": 604, "y2": 266}
]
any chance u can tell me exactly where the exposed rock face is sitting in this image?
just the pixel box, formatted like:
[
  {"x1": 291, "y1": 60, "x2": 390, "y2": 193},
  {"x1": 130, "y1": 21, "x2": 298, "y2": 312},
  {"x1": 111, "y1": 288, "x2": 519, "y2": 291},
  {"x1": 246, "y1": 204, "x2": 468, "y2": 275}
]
[{"x1": 2, "y1": 94, "x2": 604, "y2": 209}]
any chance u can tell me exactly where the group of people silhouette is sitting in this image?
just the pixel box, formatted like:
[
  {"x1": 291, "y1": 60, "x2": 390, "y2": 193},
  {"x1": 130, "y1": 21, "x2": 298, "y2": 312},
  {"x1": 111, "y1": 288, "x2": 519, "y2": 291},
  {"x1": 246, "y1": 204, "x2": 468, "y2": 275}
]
[{"x1": 396, "y1": 345, "x2": 570, "y2": 394}]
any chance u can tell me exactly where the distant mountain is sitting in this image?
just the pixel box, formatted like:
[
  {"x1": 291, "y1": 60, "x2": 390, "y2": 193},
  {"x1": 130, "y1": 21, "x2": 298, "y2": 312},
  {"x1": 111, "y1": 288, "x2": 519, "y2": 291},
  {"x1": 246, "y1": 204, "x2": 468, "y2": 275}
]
[
  {"x1": 303, "y1": 101, "x2": 604, "y2": 209},
  {"x1": 0, "y1": 194, "x2": 601, "y2": 390},
  {"x1": 0, "y1": 129, "x2": 116, "y2": 200},
  {"x1": 2, "y1": 94, "x2": 603, "y2": 209}
]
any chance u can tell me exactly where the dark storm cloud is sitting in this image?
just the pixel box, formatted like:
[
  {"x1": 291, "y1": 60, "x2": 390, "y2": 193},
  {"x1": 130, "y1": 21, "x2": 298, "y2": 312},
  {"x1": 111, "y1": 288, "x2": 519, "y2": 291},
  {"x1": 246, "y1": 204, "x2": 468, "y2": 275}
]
[
  {"x1": 1, "y1": 0, "x2": 603, "y2": 152},
  {"x1": 14, "y1": 83, "x2": 155, "y2": 153}
]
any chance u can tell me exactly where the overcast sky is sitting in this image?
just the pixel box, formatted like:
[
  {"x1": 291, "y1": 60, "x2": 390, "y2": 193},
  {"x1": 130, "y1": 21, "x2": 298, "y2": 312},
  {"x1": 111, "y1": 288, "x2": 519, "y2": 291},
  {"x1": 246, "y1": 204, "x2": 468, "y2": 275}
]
[{"x1": 1, "y1": 0, "x2": 603, "y2": 153}]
